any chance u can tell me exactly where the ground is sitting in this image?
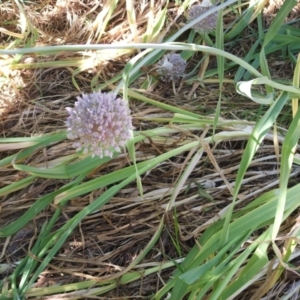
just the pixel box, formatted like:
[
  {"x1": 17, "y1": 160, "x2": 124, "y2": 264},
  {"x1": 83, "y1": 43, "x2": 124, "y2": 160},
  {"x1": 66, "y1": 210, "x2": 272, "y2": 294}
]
[{"x1": 1, "y1": 0, "x2": 300, "y2": 299}]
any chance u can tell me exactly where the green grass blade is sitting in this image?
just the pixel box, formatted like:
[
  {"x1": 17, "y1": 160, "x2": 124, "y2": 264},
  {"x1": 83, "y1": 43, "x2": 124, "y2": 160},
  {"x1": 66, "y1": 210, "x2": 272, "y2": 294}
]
[
  {"x1": 93, "y1": 0, "x2": 119, "y2": 42},
  {"x1": 171, "y1": 233, "x2": 249, "y2": 299},
  {"x1": 224, "y1": 1, "x2": 255, "y2": 40},
  {"x1": 220, "y1": 91, "x2": 289, "y2": 247},
  {"x1": 156, "y1": 182, "x2": 300, "y2": 299},
  {"x1": 263, "y1": 1, "x2": 297, "y2": 47},
  {"x1": 0, "y1": 176, "x2": 84, "y2": 237},
  {"x1": 272, "y1": 107, "x2": 300, "y2": 240},
  {"x1": 219, "y1": 228, "x2": 271, "y2": 299},
  {"x1": 213, "y1": 5, "x2": 225, "y2": 137},
  {"x1": 292, "y1": 53, "x2": 300, "y2": 116},
  {"x1": 144, "y1": 1, "x2": 167, "y2": 42},
  {"x1": 0, "y1": 176, "x2": 36, "y2": 197},
  {"x1": 234, "y1": 37, "x2": 262, "y2": 82}
]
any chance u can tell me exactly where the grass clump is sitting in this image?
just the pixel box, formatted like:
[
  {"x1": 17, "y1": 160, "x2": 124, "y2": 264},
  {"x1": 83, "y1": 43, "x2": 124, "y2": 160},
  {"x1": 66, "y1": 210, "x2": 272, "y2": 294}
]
[{"x1": 1, "y1": 0, "x2": 300, "y2": 299}]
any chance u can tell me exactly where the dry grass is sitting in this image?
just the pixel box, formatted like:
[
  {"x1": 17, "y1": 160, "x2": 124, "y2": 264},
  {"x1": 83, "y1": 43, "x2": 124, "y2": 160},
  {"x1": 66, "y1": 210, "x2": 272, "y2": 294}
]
[{"x1": 1, "y1": 0, "x2": 300, "y2": 298}]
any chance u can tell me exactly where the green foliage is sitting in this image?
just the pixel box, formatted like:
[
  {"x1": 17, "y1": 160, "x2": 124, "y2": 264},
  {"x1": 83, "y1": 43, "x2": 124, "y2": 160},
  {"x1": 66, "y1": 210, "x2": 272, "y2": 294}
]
[{"x1": 1, "y1": 0, "x2": 300, "y2": 299}]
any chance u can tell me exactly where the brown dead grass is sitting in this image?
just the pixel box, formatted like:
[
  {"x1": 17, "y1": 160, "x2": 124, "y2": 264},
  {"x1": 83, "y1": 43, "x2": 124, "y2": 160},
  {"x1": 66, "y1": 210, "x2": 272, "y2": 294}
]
[{"x1": 1, "y1": 0, "x2": 300, "y2": 298}]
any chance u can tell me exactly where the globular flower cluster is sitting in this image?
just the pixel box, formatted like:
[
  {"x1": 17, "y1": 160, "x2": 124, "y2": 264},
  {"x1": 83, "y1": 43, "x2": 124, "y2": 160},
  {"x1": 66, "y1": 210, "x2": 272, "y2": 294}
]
[
  {"x1": 188, "y1": 3, "x2": 218, "y2": 34},
  {"x1": 156, "y1": 53, "x2": 187, "y2": 82},
  {"x1": 66, "y1": 92, "x2": 133, "y2": 158}
]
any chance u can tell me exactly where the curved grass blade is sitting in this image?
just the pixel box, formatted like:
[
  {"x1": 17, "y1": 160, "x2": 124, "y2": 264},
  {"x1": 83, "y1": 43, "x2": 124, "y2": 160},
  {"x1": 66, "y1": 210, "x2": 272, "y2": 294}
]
[
  {"x1": 272, "y1": 107, "x2": 300, "y2": 241},
  {"x1": 220, "y1": 92, "x2": 289, "y2": 247}
]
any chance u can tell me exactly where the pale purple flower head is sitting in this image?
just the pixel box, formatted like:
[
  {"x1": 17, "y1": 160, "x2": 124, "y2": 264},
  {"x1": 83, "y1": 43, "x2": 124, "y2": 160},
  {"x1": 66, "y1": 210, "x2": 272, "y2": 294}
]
[
  {"x1": 66, "y1": 92, "x2": 133, "y2": 158},
  {"x1": 156, "y1": 53, "x2": 186, "y2": 82},
  {"x1": 188, "y1": 2, "x2": 218, "y2": 34}
]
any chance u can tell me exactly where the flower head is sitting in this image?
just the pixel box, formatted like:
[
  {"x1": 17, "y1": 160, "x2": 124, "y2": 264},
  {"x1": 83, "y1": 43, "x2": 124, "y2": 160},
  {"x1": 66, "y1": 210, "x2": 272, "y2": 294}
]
[
  {"x1": 66, "y1": 92, "x2": 133, "y2": 158},
  {"x1": 156, "y1": 53, "x2": 186, "y2": 82},
  {"x1": 188, "y1": 1, "x2": 218, "y2": 34}
]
